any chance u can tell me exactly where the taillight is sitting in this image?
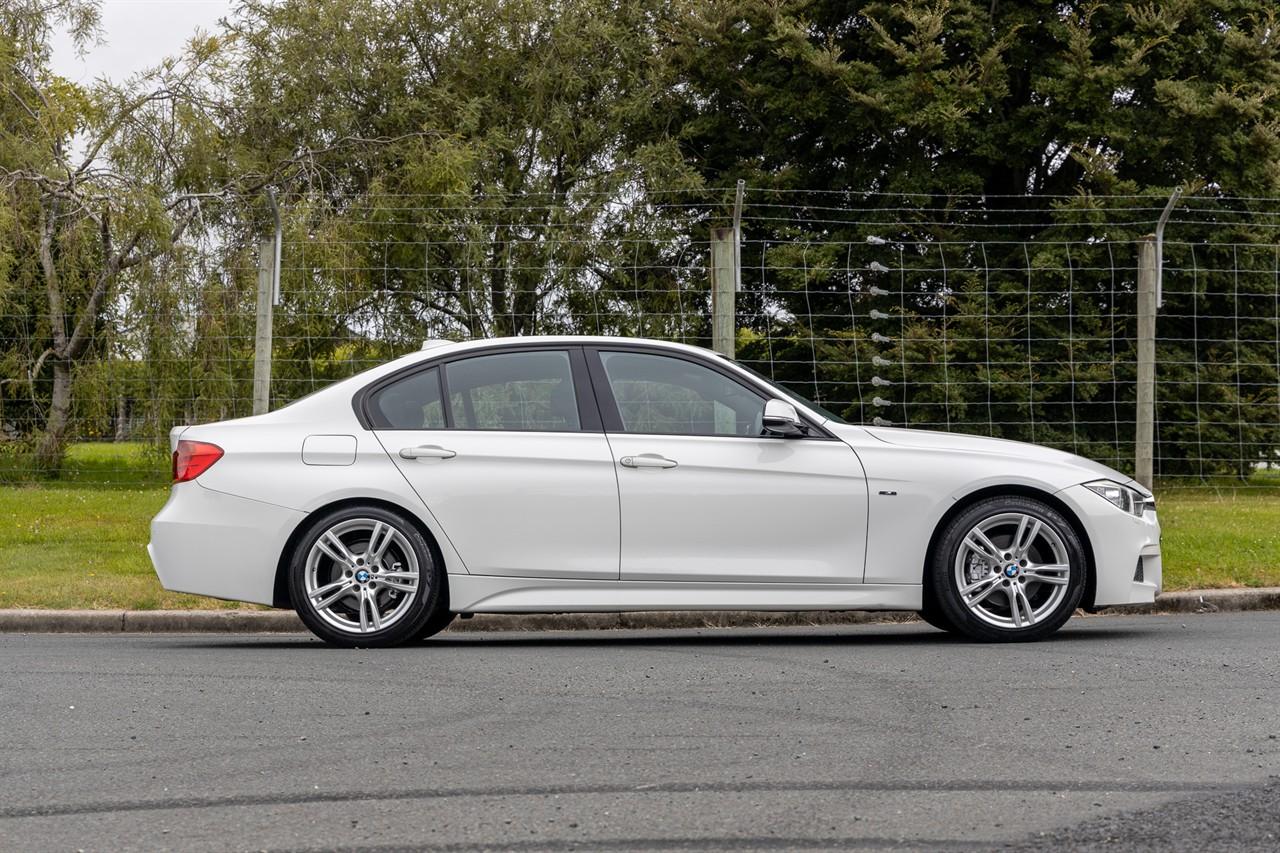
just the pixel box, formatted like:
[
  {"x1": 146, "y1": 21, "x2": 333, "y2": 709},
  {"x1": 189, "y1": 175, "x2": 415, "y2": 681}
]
[{"x1": 172, "y1": 440, "x2": 224, "y2": 482}]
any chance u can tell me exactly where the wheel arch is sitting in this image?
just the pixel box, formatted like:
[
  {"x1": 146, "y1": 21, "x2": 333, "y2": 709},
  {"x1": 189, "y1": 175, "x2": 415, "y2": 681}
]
[
  {"x1": 272, "y1": 496, "x2": 449, "y2": 610},
  {"x1": 921, "y1": 484, "x2": 1098, "y2": 611}
]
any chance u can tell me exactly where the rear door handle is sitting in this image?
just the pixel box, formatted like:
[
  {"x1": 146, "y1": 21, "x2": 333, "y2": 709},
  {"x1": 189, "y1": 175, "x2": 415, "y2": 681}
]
[
  {"x1": 399, "y1": 444, "x2": 456, "y2": 460},
  {"x1": 619, "y1": 453, "x2": 678, "y2": 469}
]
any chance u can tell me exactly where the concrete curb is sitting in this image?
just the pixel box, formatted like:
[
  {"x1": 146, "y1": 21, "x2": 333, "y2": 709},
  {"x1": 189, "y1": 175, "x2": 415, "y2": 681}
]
[
  {"x1": 0, "y1": 587, "x2": 1276, "y2": 634},
  {"x1": 1098, "y1": 586, "x2": 1280, "y2": 615}
]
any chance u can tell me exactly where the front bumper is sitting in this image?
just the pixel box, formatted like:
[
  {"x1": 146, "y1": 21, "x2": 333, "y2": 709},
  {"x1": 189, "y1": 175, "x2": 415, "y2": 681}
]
[
  {"x1": 149, "y1": 482, "x2": 305, "y2": 606},
  {"x1": 1056, "y1": 483, "x2": 1162, "y2": 607}
]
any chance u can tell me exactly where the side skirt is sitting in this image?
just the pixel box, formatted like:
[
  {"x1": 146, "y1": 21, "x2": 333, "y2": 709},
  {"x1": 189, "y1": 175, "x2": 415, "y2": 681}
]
[{"x1": 448, "y1": 574, "x2": 922, "y2": 614}]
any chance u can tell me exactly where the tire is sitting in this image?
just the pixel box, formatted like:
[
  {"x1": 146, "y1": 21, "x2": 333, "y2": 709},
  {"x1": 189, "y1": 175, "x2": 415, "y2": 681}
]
[
  {"x1": 289, "y1": 505, "x2": 443, "y2": 647},
  {"x1": 917, "y1": 591, "x2": 957, "y2": 634},
  {"x1": 930, "y1": 496, "x2": 1086, "y2": 643},
  {"x1": 417, "y1": 606, "x2": 457, "y2": 641}
]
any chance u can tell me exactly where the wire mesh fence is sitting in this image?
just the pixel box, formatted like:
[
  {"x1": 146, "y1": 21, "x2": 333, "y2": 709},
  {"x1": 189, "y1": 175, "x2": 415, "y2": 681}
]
[
  {"x1": 2, "y1": 189, "x2": 1278, "y2": 487},
  {"x1": 734, "y1": 235, "x2": 1279, "y2": 482}
]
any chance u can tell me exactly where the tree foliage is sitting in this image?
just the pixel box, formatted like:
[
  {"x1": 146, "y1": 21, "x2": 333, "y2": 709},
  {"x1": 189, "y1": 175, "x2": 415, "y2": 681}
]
[
  {"x1": 2, "y1": 0, "x2": 1279, "y2": 479},
  {"x1": 667, "y1": 0, "x2": 1280, "y2": 476},
  {"x1": 1, "y1": 0, "x2": 237, "y2": 473}
]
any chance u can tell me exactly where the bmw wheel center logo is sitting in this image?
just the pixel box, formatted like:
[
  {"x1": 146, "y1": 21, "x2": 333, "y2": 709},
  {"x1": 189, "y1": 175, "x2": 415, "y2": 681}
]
[
  {"x1": 355, "y1": 569, "x2": 370, "y2": 583},
  {"x1": 1005, "y1": 565, "x2": 1019, "y2": 578}
]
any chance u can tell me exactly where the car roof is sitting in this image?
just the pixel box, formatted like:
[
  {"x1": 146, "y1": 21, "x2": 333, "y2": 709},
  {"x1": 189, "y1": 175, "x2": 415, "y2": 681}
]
[
  {"x1": 415, "y1": 335, "x2": 724, "y2": 360},
  {"x1": 281, "y1": 336, "x2": 726, "y2": 416}
]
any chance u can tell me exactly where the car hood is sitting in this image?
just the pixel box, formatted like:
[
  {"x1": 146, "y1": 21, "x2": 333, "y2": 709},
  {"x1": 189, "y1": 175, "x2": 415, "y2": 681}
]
[{"x1": 829, "y1": 424, "x2": 1142, "y2": 493}]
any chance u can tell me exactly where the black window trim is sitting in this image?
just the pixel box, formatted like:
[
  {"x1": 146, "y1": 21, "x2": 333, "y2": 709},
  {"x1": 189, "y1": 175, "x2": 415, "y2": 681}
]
[
  {"x1": 353, "y1": 344, "x2": 603, "y2": 433},
  {"x1": 582, "y1": 344, "x2": 837, "y2": 441}
]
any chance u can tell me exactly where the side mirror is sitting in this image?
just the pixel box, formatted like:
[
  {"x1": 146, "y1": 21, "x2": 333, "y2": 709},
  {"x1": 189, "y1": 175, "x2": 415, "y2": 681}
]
[{"x1": 762, "y1": 398, "x2": 804, "y2": 437}]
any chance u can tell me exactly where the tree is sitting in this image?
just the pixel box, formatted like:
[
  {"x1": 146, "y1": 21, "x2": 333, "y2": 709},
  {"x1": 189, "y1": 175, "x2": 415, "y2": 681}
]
[
  {"x1": 665, "y1": 0, "x2": 1280, "y2": 477},
  {"x1": 223, "y1": 0, "x2": 705, "y2": 388},
  {"x1": 0, "y1": 0, "x2": 232, "y2": 474}
]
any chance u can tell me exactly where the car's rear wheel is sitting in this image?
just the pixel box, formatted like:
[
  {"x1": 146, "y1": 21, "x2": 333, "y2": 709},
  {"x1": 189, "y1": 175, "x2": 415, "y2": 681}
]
[
  {"x1": 416, "y1": 606, "x2": 457, "y2": 641},
  {"x1": 930, "y1": 496, "x2": 1086, "y2": 642},
  {"x1": 288, "y1": 506, "x2": 443, "y2": 647}
]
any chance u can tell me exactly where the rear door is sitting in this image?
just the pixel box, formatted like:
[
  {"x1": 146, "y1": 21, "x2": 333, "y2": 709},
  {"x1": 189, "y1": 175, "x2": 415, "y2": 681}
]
[
  {"x1": 588, "y1": 347, "x2": 868, "y2": 583},
  {"x1": 370, "y1": 346, "x2": 620, "y2": 580}
]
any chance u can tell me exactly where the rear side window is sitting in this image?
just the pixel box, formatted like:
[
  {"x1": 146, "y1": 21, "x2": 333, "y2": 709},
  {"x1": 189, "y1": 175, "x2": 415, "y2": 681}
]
[
  {"x1": 369, "y1": 368, "x2": 446, "y2": 429},
  {"x1": 445, "y1": 351, "x2": 580, "y2": 431}
]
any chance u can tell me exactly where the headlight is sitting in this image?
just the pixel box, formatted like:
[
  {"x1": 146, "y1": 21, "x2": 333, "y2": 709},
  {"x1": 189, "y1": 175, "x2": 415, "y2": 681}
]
[{"x1": 1083, "y1": 480, "x2": 1152, "y2": 516}]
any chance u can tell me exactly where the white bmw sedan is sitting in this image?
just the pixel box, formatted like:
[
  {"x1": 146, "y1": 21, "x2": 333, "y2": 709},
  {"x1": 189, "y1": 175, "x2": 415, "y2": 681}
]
[{"x1": 150, "y1": 336, "x2": 1161, "y2": 646}]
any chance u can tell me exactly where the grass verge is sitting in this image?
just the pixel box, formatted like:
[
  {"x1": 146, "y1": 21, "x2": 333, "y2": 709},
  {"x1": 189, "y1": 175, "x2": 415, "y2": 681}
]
[
  {"x1": 1, "y1": 443, "x2": 1278, "y2": 609},
  {"x1": 0, "y1": 443, "x2": 247, "y2": 610},
  {"x1": 1154, "y1": 485, "x2": 1280, "y2": 589}
]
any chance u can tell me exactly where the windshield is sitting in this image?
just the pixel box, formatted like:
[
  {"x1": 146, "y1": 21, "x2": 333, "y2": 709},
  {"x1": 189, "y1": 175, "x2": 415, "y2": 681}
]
[{"x1": 733, "y1": 362, "x2": 850, "y2": 425}]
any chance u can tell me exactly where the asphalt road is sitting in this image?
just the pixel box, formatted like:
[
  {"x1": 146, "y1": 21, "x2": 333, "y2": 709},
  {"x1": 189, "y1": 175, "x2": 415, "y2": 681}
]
[{"x1": 1, "y1": 612, "x2": 1278, "y2": 852}]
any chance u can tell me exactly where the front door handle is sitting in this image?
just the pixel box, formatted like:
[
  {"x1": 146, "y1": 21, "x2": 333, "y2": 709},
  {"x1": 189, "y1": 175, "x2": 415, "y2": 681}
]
[
  {"x1": 399, "y1": 444, "x2": 457, "y2": 460},
  {"x1": 620, "y1": 453, "x2": 678, "y2": 469}
]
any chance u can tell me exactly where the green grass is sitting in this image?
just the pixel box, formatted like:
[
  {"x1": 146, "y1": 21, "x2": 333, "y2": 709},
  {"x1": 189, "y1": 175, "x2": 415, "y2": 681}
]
[
  {"x1": 1, "y1": 443, "x2": 1278, "y2": 609},
  {"x1": 0, "y1": 439, "x2": 175, "y2": 488},
  {"x1": 1156, "y1": 479, "x2": 1280, "y2": 590},
  {"x1": 0, "y1": 443, "x2": 248, "y2": 610}
]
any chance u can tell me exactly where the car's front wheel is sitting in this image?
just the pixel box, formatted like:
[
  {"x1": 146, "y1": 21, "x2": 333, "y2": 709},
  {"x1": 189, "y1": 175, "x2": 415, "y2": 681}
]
[
  {"x1": 917, "y1": 594, "x2": 957, "y2": 634},
  {"x1": 930, "y1": 496, "x2": 1086, "y2": 642},
  {"x1": 288, "y1": 506, "x2": 443, "y2": 647}
]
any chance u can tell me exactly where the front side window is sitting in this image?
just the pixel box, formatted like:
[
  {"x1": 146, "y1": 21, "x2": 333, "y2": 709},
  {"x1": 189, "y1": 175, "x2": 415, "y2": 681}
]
[
  {"x1": 446, "y1": 351, "x2": 581, "y2": 431},
  {"x1": 734, "y1": 363, "x2": 849, "y2": 425},
  {"x1": 600, "y1": 351, "x2": 765, "y2": 436},
  {"x1": 369, "y1": 368, "x2": 446, "y2": 429}
]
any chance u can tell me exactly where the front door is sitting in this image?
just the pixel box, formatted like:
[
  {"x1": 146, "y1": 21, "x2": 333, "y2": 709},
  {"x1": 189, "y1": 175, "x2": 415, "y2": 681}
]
[
  {"x1": 588, "y1": 348, "x2": 868, "y2": 584},
  {"x1": 372, "y1": 348, "x2": 619, "y2": 580}
]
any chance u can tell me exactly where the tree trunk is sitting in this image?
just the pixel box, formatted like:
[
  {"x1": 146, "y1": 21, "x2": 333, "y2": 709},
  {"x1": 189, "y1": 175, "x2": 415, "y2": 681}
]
[{"x1": 34, "y1": 360, "x2": 72, "y2": 477}]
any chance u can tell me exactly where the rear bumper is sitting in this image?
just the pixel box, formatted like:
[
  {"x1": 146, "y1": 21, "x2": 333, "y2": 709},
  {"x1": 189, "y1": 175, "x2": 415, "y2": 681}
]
[
  {"x1": 1056, "y1": 484, "x2": 1162, "y2": 607},
  {"x1": 149, "y1": 483, "x2": 305, "y2": 606}
]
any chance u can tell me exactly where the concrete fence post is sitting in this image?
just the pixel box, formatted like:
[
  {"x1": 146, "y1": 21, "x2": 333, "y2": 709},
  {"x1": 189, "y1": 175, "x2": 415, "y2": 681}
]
[
  {"x1": 252, "y1": 239, "x2": 274, "y2": 416},
  {"x1": 1135, "y1": 235, "x2": 1157, "y2": 489},
  {"x1": 710, "y1": 226, "x2": 736, "y2": 359}
]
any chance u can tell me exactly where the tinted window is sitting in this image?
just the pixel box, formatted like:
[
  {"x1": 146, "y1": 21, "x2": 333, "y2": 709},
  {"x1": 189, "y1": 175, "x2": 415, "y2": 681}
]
[
  {"x1": 370, "y1": 368, "x2": 445, "y2": 429},
  {"x1": 446, "y1": 351, "x2": 580, "y2": 431},
  {"x1": 600, "y1": 351, "x2": 765, "y2": 436}
]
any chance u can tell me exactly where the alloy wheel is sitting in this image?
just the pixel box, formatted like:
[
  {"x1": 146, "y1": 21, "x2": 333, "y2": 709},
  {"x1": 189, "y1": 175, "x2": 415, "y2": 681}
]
[
  {"x1": 303, "y1": 517, "x2": 423, "y2": 634},
  {"x1": 952, "y1": 512, "x2": 1071, "y2": 630}
]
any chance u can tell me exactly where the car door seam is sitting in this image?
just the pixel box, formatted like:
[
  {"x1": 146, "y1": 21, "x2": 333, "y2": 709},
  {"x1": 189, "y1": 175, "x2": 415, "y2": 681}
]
[{"x1": 368, "y1": 429, "x2": 473, "y2": 574}]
